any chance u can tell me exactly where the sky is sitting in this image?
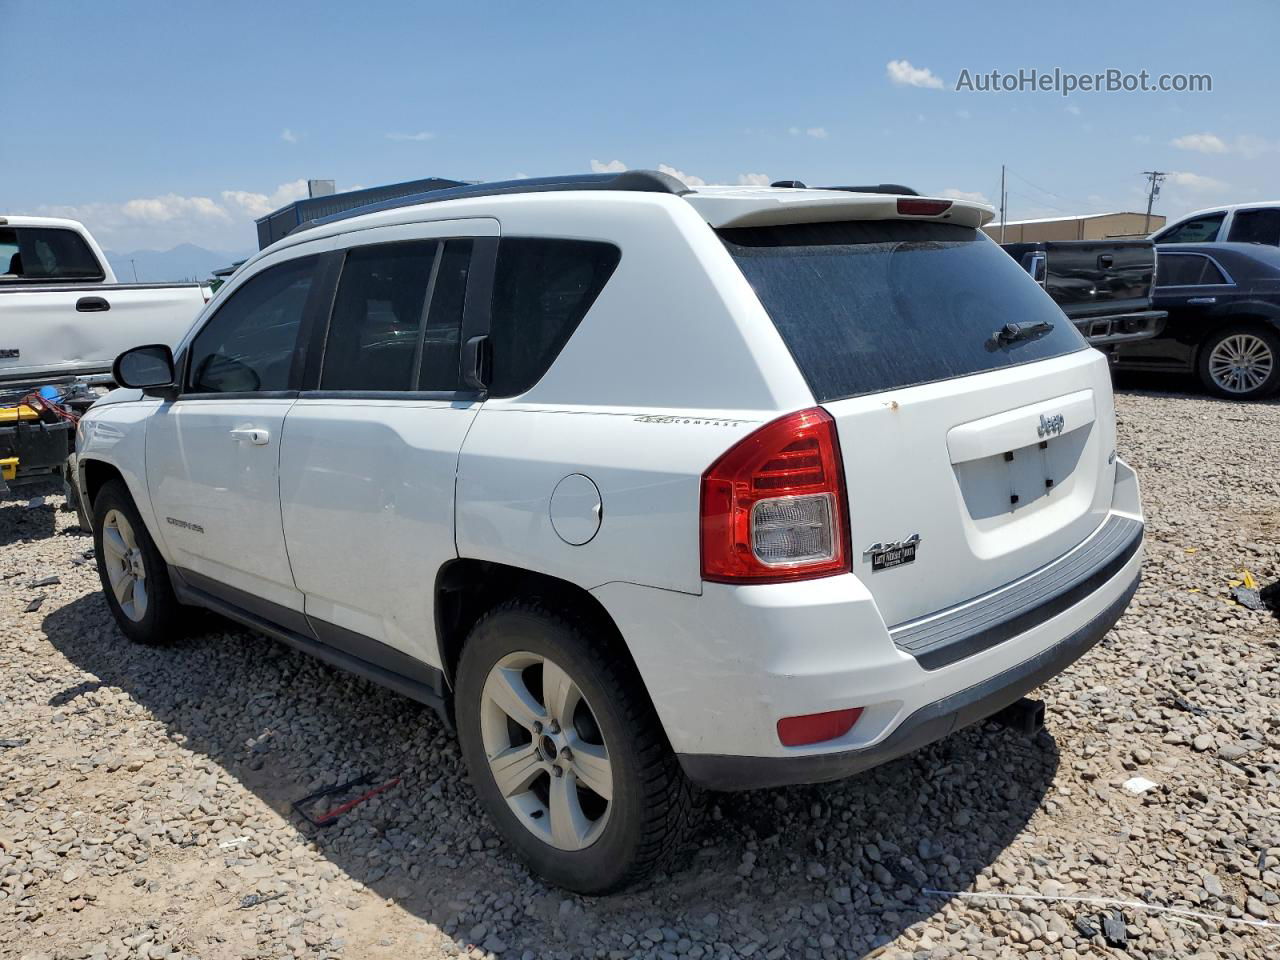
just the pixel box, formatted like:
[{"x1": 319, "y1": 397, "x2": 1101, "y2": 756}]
[{"x1": 4, "y1": 0, "x2": 1278, "y2": 254}]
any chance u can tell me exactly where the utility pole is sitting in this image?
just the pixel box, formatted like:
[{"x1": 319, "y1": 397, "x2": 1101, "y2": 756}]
[
  {"x1": 999, "y1": 164, "x2": 1007, "y2": 242},
  {"x1": 1142, "y1": 171, "x2": 1166, "y2": 234},
  {"x1": 129, "y1": 259, "x2": 138, "y2": 283}
]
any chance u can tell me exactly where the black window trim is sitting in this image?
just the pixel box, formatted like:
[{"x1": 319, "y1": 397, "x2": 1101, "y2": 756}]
[
  {"x1": 177, "y1": 251, "x2": 331, "y2": 401},
  {"x1": 296, "y1": 235, "x2": 496, "y2": 402},
  {"x1": 1155, "y1": 251, "x2": 1236, "y2": 289}
]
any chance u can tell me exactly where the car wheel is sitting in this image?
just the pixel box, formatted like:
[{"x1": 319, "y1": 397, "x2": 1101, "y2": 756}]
[
  {"x1": 455, "y1": 599, "x2": 695, "y2": 894},
  {"x1": 92, "y1": 479, "x2": 184, "y2": 645},
  {"x1": 1197, "y1": 325, "x2": 1280, "y2": 399}
]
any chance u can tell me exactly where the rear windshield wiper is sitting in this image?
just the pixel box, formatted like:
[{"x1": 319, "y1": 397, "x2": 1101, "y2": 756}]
[{"x1": 993, "y1": 320, "x2": 1054, "y2": 345}]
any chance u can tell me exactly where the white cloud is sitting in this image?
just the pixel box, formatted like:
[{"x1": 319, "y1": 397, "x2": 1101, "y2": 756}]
[
  {"x1": 1065, "y1": 105, "x2": 1081, "y2": 116},
  {"x1": 120, "y1": 194, "x2": 229, "y2": 223},
  {"x1": 220, "y1": 179, "x2": 309, "y2": 219},
  {"x1": 386, "y1": 131, "x2": 435, "y2": 142},
  {"x1": 737, "y1": 173, "x2": 771, "y2": 186},
  {"x1": 280, "y1": 128, "x2": 298, "y2": 143},
  {"x1": 1131, "y1": 134, "x2": 1151, "y2": 145},
  {"x1": 1169, "y1": 132, "x2": 1276, "y2": 158},
  {"x1": 940, "y1": 187, "x2": 990, "y2": 204},
  {"x1": 1168, "y1": 171, "x2": 1228, "y2": 191},
  {"x1": 805, "y1": 127, "x2": 828, "y2": 139},
  {"x1": 590, "y1": 158, "x2": 627, "y2": 173},
  {"x1": 1171, "y1": 132, "x2": 1227, "y2": 154},
  {"x1": 886, "y1": 59, "x2": 944, "y2": 89},
  {"x1": 36, "y1": 179, "x2": 314, "y2": 251},
  {"x1": 955, "y1": 109, "x2": 971, "y2": 120},
  {"x1": 657, "y1": 164, "x2": 706, "y2": 187}
]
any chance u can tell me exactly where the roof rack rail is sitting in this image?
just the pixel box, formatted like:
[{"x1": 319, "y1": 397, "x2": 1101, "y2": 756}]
[
  {"x1": 291, "y1": 170, "x2": 690, "y2": 237},
  {"x1": 770, "y1": 180, "x2": 807, "y2": 188},
  {"x1": 821, "y1": 183, "x2": 919, "y2": 196}
]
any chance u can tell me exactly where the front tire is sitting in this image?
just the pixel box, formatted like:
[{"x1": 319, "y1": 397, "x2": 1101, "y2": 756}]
[
  {"x1": 1197, "y1": 325, "x2": 1280, "y2": 399},
  {"x1": 455, "y1": 600, "x2": 694, "y2": 894},
  {"x1": 92, "y1": 479, "x2": 184, "y2": 645}
]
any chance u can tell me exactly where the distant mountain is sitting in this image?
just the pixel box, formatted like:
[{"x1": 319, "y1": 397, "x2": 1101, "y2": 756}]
[{"x1": 103, "y1": 243, "x2": 252, "y2": 283}]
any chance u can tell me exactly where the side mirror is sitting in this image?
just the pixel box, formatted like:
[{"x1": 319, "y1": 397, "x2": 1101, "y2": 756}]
[{"x1": 113, "y1": 344, "x2": 177, "y2": 398}]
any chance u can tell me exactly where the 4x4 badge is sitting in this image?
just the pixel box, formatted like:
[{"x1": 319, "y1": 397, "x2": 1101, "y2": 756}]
[{"x1": 864, "y1": 534, "x2": 921, "y2": 571}]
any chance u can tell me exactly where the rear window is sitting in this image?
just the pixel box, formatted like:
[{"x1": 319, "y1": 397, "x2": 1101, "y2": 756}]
[
  {"x1": 1226, "y1": 208, "x2": 1280, "y2": 246},
  {"x1": 0, "y1": 226, "x2": 104, "y2": 282},
  {"x1": 721, "y1": 221, "x2": 1086, "y2": 402}
]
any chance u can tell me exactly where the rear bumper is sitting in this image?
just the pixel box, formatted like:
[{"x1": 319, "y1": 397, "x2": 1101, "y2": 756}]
[
  {"x1": 1071, "y1": 310, "x2": 1166, "y2": 346},
  {"x1": 678, "y1": 571, "x2": 1137, "y2": 790},
  {"x1": 593, "y1": 460, "x2": 1144, "y2": 786}
]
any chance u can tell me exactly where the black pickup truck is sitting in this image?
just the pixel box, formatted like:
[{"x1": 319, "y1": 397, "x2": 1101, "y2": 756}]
[{"x1": 1002, "y1": 240, "x2": 1165, "y2": 351}]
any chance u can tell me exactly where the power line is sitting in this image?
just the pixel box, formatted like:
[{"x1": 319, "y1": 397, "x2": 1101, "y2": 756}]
[{"x1": 1006, "y1": 167, "x2": 1105, "y2": 213}]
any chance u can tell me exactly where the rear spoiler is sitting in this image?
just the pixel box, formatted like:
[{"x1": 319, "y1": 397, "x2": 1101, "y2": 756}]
[{"x1": 686, "y1": 191, "x2": 995, "y2": 231}]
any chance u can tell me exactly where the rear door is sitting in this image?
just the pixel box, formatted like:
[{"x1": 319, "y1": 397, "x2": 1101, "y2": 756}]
[
  {"x1": 722, "y1": 220, "x2": 1116, "y2": 626},
  {"x1": 279, "y1": 219, "x2": 496, "y2": 671},
  {"x1": 146, "y1": 251, "x2": 325, "y2": 618}
]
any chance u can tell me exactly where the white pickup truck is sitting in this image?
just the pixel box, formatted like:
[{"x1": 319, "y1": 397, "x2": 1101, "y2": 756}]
[{"x1": 0, "y1": 215, "x2": 210, "y2": 385}]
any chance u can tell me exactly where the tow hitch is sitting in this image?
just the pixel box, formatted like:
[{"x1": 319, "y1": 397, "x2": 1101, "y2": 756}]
[{"x1": 990, "y1": 697, "x2": 1045, "y2": 737}]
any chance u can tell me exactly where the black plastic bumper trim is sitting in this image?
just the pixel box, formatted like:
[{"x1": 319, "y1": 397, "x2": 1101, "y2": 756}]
[
  {"x1": 677, "y1": 571, "x2": 1139, "y2": 791},
  {"x1": 890, "y1": 515, "x2": 1142, "y2": 670}
]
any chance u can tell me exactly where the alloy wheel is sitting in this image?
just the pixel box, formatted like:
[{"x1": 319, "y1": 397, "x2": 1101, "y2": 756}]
[
  {"x1": 479, "y1": 651, "x2": 613, "y2": 851},
  {"x1": 101, "y1": 509, "x2": 149, "y2": 622},
  {"x1": 1208, "y1": 333, "x2": 1274, "y2": 395}
]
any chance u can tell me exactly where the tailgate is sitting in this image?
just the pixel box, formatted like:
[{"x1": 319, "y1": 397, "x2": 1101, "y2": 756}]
[
  {"x1": 1042, "y1": 240, "x2": 1155, "y2": 317},
  {"x1": 720, "y1": 217, "x2": 1119, "y2": 627},
  {"x1": 825, "y1": 351, "x2": 1115, "y2": 625}
]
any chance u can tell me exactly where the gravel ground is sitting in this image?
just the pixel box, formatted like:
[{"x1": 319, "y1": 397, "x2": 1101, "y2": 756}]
[{"x1": 2, "y1": 387, "x2": 1278, "y2": 960}]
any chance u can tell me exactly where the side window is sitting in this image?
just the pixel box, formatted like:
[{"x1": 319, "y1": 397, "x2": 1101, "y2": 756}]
[
  {"x1": 1156, "y1": 253, "x2": 1212, "y2": 287},
  {"x1": 1200, "y1": 259, "x2": 1228, "y2": 285},
  {"x1": 488, "y1": 238, "x2": 621, "y2": 397},
  {"x1": 321, "y1": 241, "x2": 439, "y2": 391},
  {"x1": 188, "y1": 255, "x2": 317, "y2": 393},
  {"x1": 1155, "y1": 213, "x2": 1225, "y2": 244},
  {"x1": 1226, "y1": 208, "x2": 1280, "y2": 246},
  {"x1": 418, "y1": 239, "x2": 473, "y2": 391},
  {"x1": 0, "y1": 227, "x2": 104, "y2": 282}
]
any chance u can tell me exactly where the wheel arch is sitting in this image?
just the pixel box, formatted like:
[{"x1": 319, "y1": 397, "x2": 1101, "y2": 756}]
[
  {"x1": 434, "y1": 560, "x2": 651, "y2": 699},
  {"x1": 1192, "y1": 313, "x2": 1280, "y2": 365}
]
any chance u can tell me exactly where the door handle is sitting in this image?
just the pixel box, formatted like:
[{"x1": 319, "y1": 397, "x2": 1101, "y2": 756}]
[
  {"x1": 1187, "y1": 296, "x2": 1217, "y2": 305},
  {"x1": 76, "y1": 296, "x2": 110, "y2": 312},
  {"x1": 229, "y1": 428, "x2": 270, "y2": 445}
]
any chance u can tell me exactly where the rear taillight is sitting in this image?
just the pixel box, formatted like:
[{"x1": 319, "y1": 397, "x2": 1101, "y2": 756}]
[
  {"x1": 896, "y1": 197, "x2": 953, "y2": 216},
  {"x1": 700, "y1": 407, "x2": 850, "y2": 583}
]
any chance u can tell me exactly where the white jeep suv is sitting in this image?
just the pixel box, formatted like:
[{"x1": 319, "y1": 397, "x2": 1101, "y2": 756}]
[{"x1": 75, "y1": 171, "x2": 1144, "y2": 894}]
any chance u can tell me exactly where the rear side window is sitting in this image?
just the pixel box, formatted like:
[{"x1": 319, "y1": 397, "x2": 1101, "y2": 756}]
[
  {"x1": 188, "y1": 255, "x2": 317, "y2": 393},
  {"x1": 722, "y1": 221, "x2": 1085, "y2": 402},
  {"x1": 1156, "y1": 213, "x2": 1225, "y2": 244},
  {"x1": 0, "y1": 227, "x2": 104, "y2": 282},
  {"x1": 1226, "y1": 208, "x2": 1280, "y2": 246},
  {"x1": 322, "y1": 240, "x2": 440, "y2": 391},
  {"x1": 1155, "y1": 253, "x2": 1225, "y2": 287},
  {"x1": 488, "y1": 238, "x2": 620, "y2": 397}
]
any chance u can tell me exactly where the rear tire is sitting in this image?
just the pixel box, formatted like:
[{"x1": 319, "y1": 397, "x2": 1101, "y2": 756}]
[
  {"x1": 92, "y1": 479, "x2": 184, "y2": 645},
  {"x1": 455, "y1": 599, "x2": 695, "y2": 894},
  {"x1": 1196, "y1": 325, "x2": 1280, "y2": 399}
]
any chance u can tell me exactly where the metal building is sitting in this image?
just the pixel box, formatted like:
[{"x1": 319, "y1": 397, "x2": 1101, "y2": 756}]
[{"x1": 983, "y1": 212, "x2": 1167, "y2": 243}]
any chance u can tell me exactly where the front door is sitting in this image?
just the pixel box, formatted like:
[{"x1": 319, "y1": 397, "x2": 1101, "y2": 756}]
[
  {"x1": 147, "y1": 252, "x2": 325, "y2": 618},
  {"x1": 279, "y1": 221, "x2": 497, "y2": 671}
]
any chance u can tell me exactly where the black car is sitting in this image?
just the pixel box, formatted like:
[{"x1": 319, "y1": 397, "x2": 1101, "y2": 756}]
[{"x1": 1107, "y1": 242, "x2": 1280, "y2": 399}]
